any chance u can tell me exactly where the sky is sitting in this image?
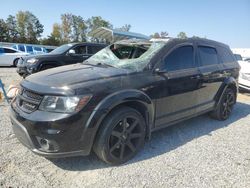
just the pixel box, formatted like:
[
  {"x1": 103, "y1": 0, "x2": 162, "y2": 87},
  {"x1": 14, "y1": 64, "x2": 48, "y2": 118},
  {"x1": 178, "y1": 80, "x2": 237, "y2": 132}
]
[{"x1": 0, "y1": 0, "x2": 249, "y2": 48}]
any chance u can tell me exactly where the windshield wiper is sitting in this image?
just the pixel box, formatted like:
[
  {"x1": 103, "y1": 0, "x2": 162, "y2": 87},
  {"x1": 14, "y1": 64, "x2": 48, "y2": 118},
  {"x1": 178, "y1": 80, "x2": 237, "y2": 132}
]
[
  {"x1": 83, "y1": 61, "x2": 116, "y2": 68},
  {"x1": 96, "y1": 62, "x2": 116, "y2": 68}
]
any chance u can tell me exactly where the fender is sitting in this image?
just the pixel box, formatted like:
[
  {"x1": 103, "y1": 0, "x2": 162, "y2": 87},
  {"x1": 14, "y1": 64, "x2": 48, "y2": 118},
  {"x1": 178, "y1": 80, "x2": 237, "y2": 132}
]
[
  {"x1": 38, "y1": 61, "x2": 61, "y2": 71},
  {"x1": 214, "y1": 76, "x2": 238, "y2": 109},
  {"x1": 82, "y1": 89, "x2": 155, "y2": 144}
]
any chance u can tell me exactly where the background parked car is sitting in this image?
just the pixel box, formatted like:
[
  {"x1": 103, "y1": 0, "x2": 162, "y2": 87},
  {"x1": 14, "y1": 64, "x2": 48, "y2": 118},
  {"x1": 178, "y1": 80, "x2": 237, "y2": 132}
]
[
  {"x1": 0, "y1": 47, "x2": 29, "y2": 67},
  {"x1": 234, "y1": 54, "x2": 250, "y2": 91},
  {"x1": 17, "y1": 42, "x2": 107, "y2": 77},
  {"x1": 12, "y1": 44, "x2": 48, "y2": 55}
]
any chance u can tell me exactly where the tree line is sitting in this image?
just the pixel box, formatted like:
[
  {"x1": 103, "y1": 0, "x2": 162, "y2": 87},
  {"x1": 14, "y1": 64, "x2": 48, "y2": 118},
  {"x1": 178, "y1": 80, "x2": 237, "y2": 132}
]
[{"x1": 0, "y1": 11, "x2": 190, "y2": 46}]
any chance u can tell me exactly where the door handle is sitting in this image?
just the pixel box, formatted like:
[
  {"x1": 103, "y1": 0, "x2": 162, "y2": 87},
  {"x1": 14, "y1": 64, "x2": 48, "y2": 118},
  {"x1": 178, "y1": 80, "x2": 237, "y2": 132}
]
[{"x1": 190, "y1": 75, "x2": 201, "y2": 80}]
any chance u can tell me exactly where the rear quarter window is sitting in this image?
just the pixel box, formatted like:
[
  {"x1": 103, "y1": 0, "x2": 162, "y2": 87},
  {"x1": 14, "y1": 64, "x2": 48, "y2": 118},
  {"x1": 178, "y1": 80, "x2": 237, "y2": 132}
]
[
  {"x1": 218, "y1": 47, "x2": 236, "y2": 64},
  {"x1": 198, "y1": 46, "x2": 219, "y2": 66}
]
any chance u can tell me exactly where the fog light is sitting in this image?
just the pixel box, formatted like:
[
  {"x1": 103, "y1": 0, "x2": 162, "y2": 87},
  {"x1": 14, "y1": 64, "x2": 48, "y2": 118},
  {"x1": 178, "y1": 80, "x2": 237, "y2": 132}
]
[
  {"x1": 40, "y1": 138, "x2": 50, "y2": 150},
  {"x1": 36, "y1": 136, "x2": 59, "y2": 152}
]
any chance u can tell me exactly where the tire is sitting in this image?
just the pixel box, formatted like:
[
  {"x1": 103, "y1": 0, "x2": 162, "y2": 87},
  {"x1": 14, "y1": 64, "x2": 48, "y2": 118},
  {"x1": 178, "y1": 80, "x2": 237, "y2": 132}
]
[
  {"x1": 210, "y1": 88, "x2": 236, "y2": 120},
  {"x1": 93, "y1": 107, "x2": 146, "y2": 165},
  {"x1": 13, "y1": 58, "x2": 19, "y2": 67},
  {"x1": 40, "y1": 65, "x2": 55, "y2": 71}
]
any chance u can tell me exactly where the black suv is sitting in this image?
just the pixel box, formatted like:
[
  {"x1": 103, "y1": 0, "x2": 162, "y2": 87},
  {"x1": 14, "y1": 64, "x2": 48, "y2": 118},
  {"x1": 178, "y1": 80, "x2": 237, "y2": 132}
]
[
  {"x1": 16, "y1": 42, "x2": 106, "y2": 77},
  {"x1": 10, "y1": 38, "x2": 239, "y2": 165}
]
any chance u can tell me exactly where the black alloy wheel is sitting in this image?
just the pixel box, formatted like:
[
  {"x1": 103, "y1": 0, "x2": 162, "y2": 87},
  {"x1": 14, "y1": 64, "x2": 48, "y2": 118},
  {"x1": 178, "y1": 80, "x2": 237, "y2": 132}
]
[
  {"x1": 94, "y1": 107, "x2": 146, "y2": 165},
  {"x1": 221, "y1": 89, "x2": 235, "y2": 120},
  {"x1": 210, "y1": 88, "x2": 236, "y2": 120}
]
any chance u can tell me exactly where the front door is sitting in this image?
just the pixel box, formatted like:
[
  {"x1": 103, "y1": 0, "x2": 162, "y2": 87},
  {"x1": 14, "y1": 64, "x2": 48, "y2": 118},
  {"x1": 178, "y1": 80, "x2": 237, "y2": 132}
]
[
  {"x1": 154, "y1": 44, "x2": 202, "y2": 127},
  {"x1": 66, "y1": 45, "x2": 90, "y2": 65}
]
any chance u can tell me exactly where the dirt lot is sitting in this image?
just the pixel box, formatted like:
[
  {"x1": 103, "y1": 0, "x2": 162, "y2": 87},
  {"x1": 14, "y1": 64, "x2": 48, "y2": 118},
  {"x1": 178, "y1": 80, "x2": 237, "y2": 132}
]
[{"x1": 0, "y1": 68, "x2": 250, "y2": 187}]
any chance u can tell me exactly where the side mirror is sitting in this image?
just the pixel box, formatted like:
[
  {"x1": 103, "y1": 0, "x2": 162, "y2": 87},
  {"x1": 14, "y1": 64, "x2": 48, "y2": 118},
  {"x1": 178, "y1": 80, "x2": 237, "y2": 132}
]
[
  {"x1": 68, "y1": 49, "x2": 76, "y2": 56},
  {"x1": 154, "y1": 68, "x2": 167, "y2": 74}
]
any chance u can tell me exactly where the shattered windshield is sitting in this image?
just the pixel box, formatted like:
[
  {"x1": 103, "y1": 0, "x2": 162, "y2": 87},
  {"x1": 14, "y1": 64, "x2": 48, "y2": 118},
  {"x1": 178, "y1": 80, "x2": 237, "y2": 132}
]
[{"x1": 87, "y1": 42, "x2": 166, "y2": 71}]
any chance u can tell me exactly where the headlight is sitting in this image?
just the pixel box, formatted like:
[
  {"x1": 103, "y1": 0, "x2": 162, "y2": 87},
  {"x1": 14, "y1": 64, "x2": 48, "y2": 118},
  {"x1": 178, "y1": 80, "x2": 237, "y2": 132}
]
[
  {"x1": 39, "y1": 95, "x2": 92, "y2": 113},
  {"x1": 27, "y1": 58, "x2": 38, "y2": 64}
]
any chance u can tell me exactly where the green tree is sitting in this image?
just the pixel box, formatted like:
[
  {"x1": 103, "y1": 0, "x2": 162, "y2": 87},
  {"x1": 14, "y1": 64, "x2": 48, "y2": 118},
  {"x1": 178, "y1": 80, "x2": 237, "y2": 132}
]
[
  {"x1": 6, "y1": 15, "x2": 18, "y2": 42},
  {"x1": 0, "y1": 19, "x2": 8, "y2": 41},
  {"x1": 51, "y1": 23, "x2": 62, "y2": 43},
  {"x1": 150, "y1": 31, "x2": 168, "y2": 38},
  {"x1": 117, "y1": 24, "x2": 131, "y2": 31},
  {"x1": 177, "y1": 32, "x2": 188, "y2": 39},
  {"x1": 16, "y1": 11, "x2": 44, "y2": 43},
  {"x1": 87, "y1": 16, "x2": 112, "y2": 42},
  {"x1": 61, "y1": 13, "x2": 73, "y2": 43},
  {"x1": 72, "y1": 15, "x2": 87, "y2": 42}
]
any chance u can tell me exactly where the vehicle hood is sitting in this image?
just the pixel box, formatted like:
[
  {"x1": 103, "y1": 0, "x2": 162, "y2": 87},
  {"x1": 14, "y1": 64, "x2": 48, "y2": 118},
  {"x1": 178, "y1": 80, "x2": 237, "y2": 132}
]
[
  {"x1": 24, "y1": 53, "x2": 61, "y2": 60},
  {"x1": 238, "y1": 61, "x2": 250, "y2": 73},
  {"x1": 22, "y1": 63, "x2": 132, "y2": 94}
]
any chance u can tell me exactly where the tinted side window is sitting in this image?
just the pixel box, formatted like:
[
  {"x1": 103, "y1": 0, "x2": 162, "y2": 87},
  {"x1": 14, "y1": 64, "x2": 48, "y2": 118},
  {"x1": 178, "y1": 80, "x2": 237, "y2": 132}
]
[
  {"x1": 198, "y1": 46, "x2": 219, "y2": 66},
  {"x1": 26, "y1": 46, "x2": 33, "y2": 53},
  {"x1": 34, "y1": 47, "x2": 42, "y2": 51},
  {"x1": 164, "y1": 46, "x2": 195, "y2": 71},
  {"x1": 18, "y1": 45, "x2": 25, "y2": 52},
  {"x1": 0, "y1": 48, "x2": 4, "y2": 53},
  {"x1": 4, "y1": 48, "x2": 16, "y2": 53},
  {"x1": 74, "y1": 45, "x2": 87, "y2": 55},
  {"x1": 218, "y1": 47, "x2": 235, "y2": 64},
  {"x1": 88, "y1": 46, "x2": 104, "y2": 54}
]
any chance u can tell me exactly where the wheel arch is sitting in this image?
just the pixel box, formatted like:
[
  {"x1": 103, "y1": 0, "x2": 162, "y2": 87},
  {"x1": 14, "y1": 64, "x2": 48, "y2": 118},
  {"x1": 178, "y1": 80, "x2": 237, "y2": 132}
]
[
  {"x1": 13, "y1": 58, "x2": 20, "y2": 66},
  {"x1": 38, "y1": 61, "x2": 60, "y2": 71},
  {"x1": 215, "y1": 77, "x2": 238, "y2": 107},
  {"x1": 83, "y1": 89, "x2": 155, "y2": 149}
]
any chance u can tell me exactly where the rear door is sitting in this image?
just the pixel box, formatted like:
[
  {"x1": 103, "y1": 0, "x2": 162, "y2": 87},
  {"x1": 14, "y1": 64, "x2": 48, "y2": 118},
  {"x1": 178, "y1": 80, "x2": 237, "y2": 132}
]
[
  {"x1": 154, "y1": 43, "x2": 202, "y2": 127},
  {"x1": 196, "y1": 45, "x2": 225, "y2": 111}
]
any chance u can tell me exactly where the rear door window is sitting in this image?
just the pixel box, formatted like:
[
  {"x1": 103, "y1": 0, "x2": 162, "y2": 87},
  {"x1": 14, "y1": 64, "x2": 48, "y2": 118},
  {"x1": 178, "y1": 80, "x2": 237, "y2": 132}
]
[
  {"x1": 164, "y1": 46, "x2": 195, "y2": 71},
  {"x1": 74, "y1": 45, "x2": 87, "y2": 55},
  {"x1": 198, "y1": 46, "x2": 219, "y2": 66},
  {"x1": 18, "y1": 45, "x2": 25, "y2": 52},
  {"x1": 26, "y1": 46, "x2": 33, "y2": 53},
  {"x1": 34, "y1": 47, "x2": 42, "y2": 51},
  {"x1": 88, "y1": 45, "x2": 104, "y2": 54}
]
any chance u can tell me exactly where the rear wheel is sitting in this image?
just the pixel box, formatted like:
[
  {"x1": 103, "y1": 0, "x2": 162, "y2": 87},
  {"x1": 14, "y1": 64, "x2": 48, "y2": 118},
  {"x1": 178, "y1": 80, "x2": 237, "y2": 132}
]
[
  {"x1": 210, "y1": 88, "x2": 236, "y2": 120},
  {"x1": 93, "y1": 107, "x2": 146, "y2": 165}
]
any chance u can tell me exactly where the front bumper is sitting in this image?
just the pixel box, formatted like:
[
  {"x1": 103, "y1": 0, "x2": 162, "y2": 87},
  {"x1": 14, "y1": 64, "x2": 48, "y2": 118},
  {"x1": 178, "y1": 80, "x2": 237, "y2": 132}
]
[
  {"x1": 16, "y1": 66, "x2": 29, "y2": 77},
  {"x1": 9, "y1": 104, "x2": 95, "y2": 158}
]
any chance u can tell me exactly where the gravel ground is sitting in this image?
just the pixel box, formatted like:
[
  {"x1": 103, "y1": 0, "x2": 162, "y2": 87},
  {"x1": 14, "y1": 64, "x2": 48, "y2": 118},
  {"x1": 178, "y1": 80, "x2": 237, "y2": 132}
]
[{"x1": 0, "y1": 68, "x2": 250, "y2": 188}]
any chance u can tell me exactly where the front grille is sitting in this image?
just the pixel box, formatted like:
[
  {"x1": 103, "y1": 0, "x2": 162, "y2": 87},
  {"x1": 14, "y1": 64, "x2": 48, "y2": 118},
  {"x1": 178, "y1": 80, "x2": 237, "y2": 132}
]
[{"x1": 15, "y1": 87, "x2": 43, "y2": 113}]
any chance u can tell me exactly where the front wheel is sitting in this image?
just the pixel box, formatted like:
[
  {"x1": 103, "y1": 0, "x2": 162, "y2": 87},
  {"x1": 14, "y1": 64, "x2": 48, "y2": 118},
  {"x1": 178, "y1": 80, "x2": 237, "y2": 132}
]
[
  {"x1": 93, "y1": 107, "x2": 146, "y2": 165},
  {"x1": 13, "y1": 58, "x2": 19, "y2": 67},
  {"x1": 210, "y1": 88, "x2": 236, "y2": 120}
]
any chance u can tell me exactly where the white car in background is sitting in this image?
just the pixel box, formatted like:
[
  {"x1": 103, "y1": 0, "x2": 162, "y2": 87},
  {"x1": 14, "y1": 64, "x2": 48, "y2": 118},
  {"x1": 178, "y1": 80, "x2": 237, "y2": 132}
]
[
  {"x1": 234, "y1": 54, "x2": 250, "y2": 91},
  {"x1": 0, "y1": 47, "x2": 29, "y2": 67}
]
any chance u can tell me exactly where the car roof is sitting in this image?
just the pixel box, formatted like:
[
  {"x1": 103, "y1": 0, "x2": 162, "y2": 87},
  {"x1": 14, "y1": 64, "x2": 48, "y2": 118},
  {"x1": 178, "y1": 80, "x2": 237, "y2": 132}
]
[
  {"x1": 69, "y1": 42, "x2": 107, "y2": 46},
  {"x1": 1, "y1": 46, "x2": 19, "y2": 51}
]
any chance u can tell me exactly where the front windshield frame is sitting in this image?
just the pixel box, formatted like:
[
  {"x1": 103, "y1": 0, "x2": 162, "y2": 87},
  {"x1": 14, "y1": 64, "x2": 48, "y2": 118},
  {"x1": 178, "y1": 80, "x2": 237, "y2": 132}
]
[
  {"x1": 50, "y1": 44, "x2": 74, "y2": 54},
  {"x1": 87, "y1": 42, "x2": 166, "y2": 71}
]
